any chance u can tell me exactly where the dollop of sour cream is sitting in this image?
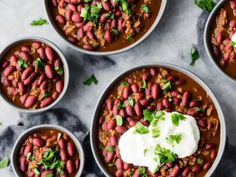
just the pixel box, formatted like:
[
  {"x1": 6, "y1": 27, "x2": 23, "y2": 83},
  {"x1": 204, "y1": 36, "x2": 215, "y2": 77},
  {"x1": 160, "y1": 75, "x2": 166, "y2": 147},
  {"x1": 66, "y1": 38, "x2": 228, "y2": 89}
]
[{"x1": 118, "y1": 111, "x2": 200, "y2": 173}]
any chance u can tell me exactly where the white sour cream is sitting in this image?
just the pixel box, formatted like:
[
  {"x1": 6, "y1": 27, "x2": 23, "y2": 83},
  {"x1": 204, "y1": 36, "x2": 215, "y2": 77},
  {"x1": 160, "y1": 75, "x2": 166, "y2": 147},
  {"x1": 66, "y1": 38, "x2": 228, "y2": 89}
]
[{"x1": 118, "y1": 111, "x2": 200, "y2": 173}]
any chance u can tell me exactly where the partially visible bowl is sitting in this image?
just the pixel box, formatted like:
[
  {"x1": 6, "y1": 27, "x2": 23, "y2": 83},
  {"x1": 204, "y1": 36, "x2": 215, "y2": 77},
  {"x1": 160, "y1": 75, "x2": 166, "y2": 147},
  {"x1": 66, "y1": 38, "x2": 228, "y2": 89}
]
[
  {"x1": 0, "y1": 37, "x2": 69, "y2": 113},
  {"x1": 44, "y1": 0, "x2": 167, "y2": 55},
  {"x1": 90, "y1": 63, "x2": 226, "y2": 177},
  {"x1": 204, "y1": 0, "x2": 236, "y2": 81},
  {"x1": 11, "y1": 124, "x2": 85, "y2": 177}
]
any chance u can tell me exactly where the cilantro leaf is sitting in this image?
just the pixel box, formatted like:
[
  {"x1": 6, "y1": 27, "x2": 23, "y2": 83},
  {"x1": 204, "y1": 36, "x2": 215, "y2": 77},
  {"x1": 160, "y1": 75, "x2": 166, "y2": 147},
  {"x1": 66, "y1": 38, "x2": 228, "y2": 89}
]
[
  {"x1": 30, "y1": 18, "x2": 48, "y2": 26},
  {"x1": 18, "y1": 59, "x2": 28, "y2": 68},
  {"x1": 195, "y1": 0, "x2": 216, "y2": 12},
  {"x1": 0, "y1": 158, "x2": 9, "y2": 169},
  {"x1": 83, "y1": 74, "x2": 98, "y2": 86},
  {"x1": 141, "y1": 80, "x2": 147, "y2": 89},
  {"x1": 117, "y1": 101, "x2": 123, "y2": 110},
  {"x1": 190, "y1": 47, "x2": 200, "y2": 66},
  {"x1": 151, "y1": 127, "x2": 160, "y2": 138},
  {"x1": 57, "y1": 133, "x2": 62, "y2": 141},
  {"x1": 35, "y1": 58, "x2": 45, "y2": 68},
  {"x1": 115, "y1": 115, "x2": 123, "y2": 126},
  {"x1": 138, "y1": 167, "x2": 147, "y2": 177},
  {"x1": 166, "y1": 134, "x2": 182, "y2": 146},
  {"x1": 171, "y1": 113, "x2": 186, "y2": 126},
  {"x1": 127, "y1": 35, "x2": 133, "y2": 41},
  {"x1": 123, "y1": 96, "x2": 134, "y2": 107},
  {"x1": 121, "y1": 81, "x2": 129, "y2": 86},
  {"x1": 135, "y1": 122, "x2": 149, "y2": 134},
  {"x1": 143, "y1": 109, "x2": 165, "y2": 123},
  {"x1": 55, "y1": 66, "x2": 64, "y2": 76},
  {"x1": 106, "y1": 146, "x2": 114, "y2": 152},
  {"x1": 111, "y1": 28, "x2": 119, "y2": 35},
  {"x1": 161, "y1": 79, "x2": 172, "y2": 91},
  {"x1": 141, "y1": 4, "x2": 151, "y2": 13},
  {"x1": 154, "y1": 144, "x2": 177, "y2": 164},
  {"x1": 34, "y1": 168, "x2": 40, "y2": 175}
]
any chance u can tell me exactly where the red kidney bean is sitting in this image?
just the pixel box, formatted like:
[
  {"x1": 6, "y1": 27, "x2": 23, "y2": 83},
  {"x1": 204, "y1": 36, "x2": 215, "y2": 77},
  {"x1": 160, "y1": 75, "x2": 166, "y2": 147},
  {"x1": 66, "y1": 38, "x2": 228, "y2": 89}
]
[
  {"x1": 106, "y1": 151, "x2": 114, "y2": 162},
  {"x1": 143, "y1": 72, "x2": 150, "y2": 81},
  {"x1": 40, "y1": 97, "x2": 54, "y2": 108},
  {"x1": 86, "y1": 31, "x2": 95, "y2": 40},
  {"x1": 45, "y1": 46, "x2": 55, "y2": 61},
  {"x1": 204, "y1": 161, "x2": 212, "y2": 170},
  {"x1": 10, "y1": 55, "x2": 18, "y2": 66},
  {"x1": 37, "y1": 73, "x2": 46, "y2": 85},
  {"x1": 100, "y1": 13, "x2": 107, "y2": 23},
  {"x1": 171, "y1": 90, "x2": 180, "y2": 97},
  {"x1": 33, "y1": 137, "x2": 45, "y2": 147},
  {"x1": 72, "y1": 13, "x2": 83, "y2": 23},
  {"x1": 56, "y1": 80, "x2": 64, "y2": 93},
  {"x1": 190, "y1": 100, "x2": 201, "y2": 107},
  {"x1": 157, "y1": 102, "x2": 163, "y2": 110},
  {"x1": 60, "y1": 149, "x2": 68, "y2": 161},
  {"x1": 122, "y1": 86, "x2": 131, "y2": 99},
  {"x1": 182, "y1": 167, "x2": 190, "y2": 177},
  {"x1": 192, "y1": 165, "x2": 201, "y2": 173},
  {"x1": 162, "y1": 98, "x2": 171, "y2": 108},
  {"x1": 182, "y1": 91, "x2": 191, "y2": 107},
  {"x1": 166, "y1": 162, "x2": 173, "y2": 168},
  {"x1": 151, "y1": 83, "x2": 160, "y2": 99},
  {"x1": 56, "y1": 15, "x2": 66, "y2": 24},
  {"x1": 32, "y1": 42, "x2": 41, "y2": 49},
  {"x1": 150, "y1": 68, "x2": 157, "y2": 76},
  {"x1": 2, "y1": 60, "x2": 10, "y2": 68},
  {"x1": 110, "y1": 136, "x2": 118, "y2": 146},
  {"x1": 175, "y1": 79, "x2": 185, "y2": 86},
  {"x1": 211, "y1": 149, "x2": 217, "y2": 159},
  {"x1": 54, "y1": 58, "x2": 61, "y2": 68},
  {"x1": 45, "y1": 64, "x2": 54, "y2": 79},
  {"x1": 75, "y1": 159, "x2": 80, "y2": 170},
  {"x1": 231, "y1": 0, "x2": 236, "y2": 9},
  {"x1": 66, "y1": 159, "x2": 75, "y2": 174},
  {"x1": 119, "y1": 109, "x2": 126, "y2": 117},
  {"x1": 67, "y1": 142, "x2": 76, "y2": 157},
  {"x1": 118, "y1": 17, "x2": 124, "y2": 31},
  {"x1": 206, "y1": 143, "x2": 216, "y2": 150},
  {"x1": 187, "y1": 108, "x2": 198, "y2": 116},
  {"x1": 145, "y1": 88, "x2": 151, "y2": 99},
  {"x1": 198, "y1": 118, "x2": 207, "y2": 128},
  {"x1": 3, "y1": 79, "x2": 11, "y2": 87},
  {"x1": 136, "y1": 92, "x2": 144, "y2": 100},
  {"x1": 111, "y1": 0, "x2": 118, "y2": 7},
  {"x1": 52, "y1": 91, "x2": 59, "y2": 100},
  {"x1": 123, "y1": 162, "x2": 130, "y2": 170},
  {"x1": 58, "y1": 138, "x2": 66, "y2": 150},
  {"x1": 20, "y1": 93, "x2": 29, "y2": 104},
  {"x1": 25, "y1": 95, "x2": 37, "y2": 108},
  {"x1": 116, "y1": 158, "x2": 123, "y2": 169},
  {"x1": 77, "y1": 27, "x2": 85, "y2": 39},
  {"x1": 41, "y1": 170, "x2": 54, "y2": 177},
  {"x1": 111, "y1": 19, "x2": 117, "y2": 28},
  {"x1": 65, "y1": 9, "x2": 73, "y2": 21},
  {"x1": 23, "y1": 144, "x2": 33, "y2": 156},
  {"x1": 173, "y1": 97, "x2": 181, "y2": 105},
  {"x1": 68, "y1": 3, "x2": 77, "y2": 11},
  {"x1": 83, "y1": 21, "x2": 93, "y2": 32},
  {"x1": 133, "y1": 169, "x2": 140, "y2": 177},
  {"x1": 103, "y1": 1, "x2": 111, "y2": 11},
  {"x1": 21, "y1": 66, "x2": 34, "y2": 80},
  {"x1": 129, "y1": 119, "x2": 137, "y2": 126},
  {"x1": 131, "y1": 83, "x2": 138, "y2": 93},
  {"x1": 21, "y1": 46, "x2": 31, "y2": 52},
  {"x1": 40, "y1": 80, "x2": 48, "y2": 90},
  {"x1": 18, "y1": 82, "x2": 25, "y2": 95},
  {"x1": 216, "y1": 32, "x2": 223, "y2": 43},
  {"x1": 169, "y1": 164, "x2": 179, "y2": 177},
  {"x1": 106, "y1": 99, "x2": 113, "y2": 111},
  {"x1": 126, "y1": 105, "x2": 134, "y2": 116},
  {"x1": 83, "y1": 44, "x2": 93, "y2": 50},
  {"x1": 115, "y1": 126, "x2": 127, "y2": 134},
  {"x1": 107, "y1": 119, "x2": 116, "y2": 130},
  {"x1": 134, "y1": 103, "x2": 142, "y2": 116},
  {"x1": 23, "y1": 72, "x2": 36, "y2": 85},
  {"x1": 37, "y1": 47, "x2": 46, "y2": 60},
  {"x1": 58, "y1": 0, "x2": 65, "y2": 7},
  {"x1": 20, "y1": 156, "x2": 27, "y2": 172},
  {"x1": 3, "y1": 65, "x2": 15, "y2": 77},
  {"x1": 140, "y1": 99, "x2": 148, "y2": 106},
  {"x1": 104, "y1": 30, "x2": 112, "y2": 43}
]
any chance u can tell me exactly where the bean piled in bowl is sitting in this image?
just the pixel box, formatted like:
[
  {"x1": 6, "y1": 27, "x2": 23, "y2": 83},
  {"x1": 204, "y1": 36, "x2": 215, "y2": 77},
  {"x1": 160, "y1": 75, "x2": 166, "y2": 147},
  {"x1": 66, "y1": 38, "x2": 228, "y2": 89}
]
[
  {"x1": 18, "y1": 129, "x2": 80, "y2": 177},
  {"x1": 0, "y1": 41, "x2": 65, "y2": 109},
  {"x1": 48, "y1": 0, "x2": 162, "y2": 51},
  {"x1": 96, "y1": 67, "x2": 220, "y2": 177},
  {"x1": 210, "y1": 0, "x2": 236, "y2": 79}
]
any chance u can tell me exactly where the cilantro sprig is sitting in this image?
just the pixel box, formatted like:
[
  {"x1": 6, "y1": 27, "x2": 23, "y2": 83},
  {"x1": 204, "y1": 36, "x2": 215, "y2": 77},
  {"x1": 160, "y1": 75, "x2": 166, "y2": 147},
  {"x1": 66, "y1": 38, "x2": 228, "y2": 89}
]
[
  {"x1": 171, "y1": 113, "x2": 186, "y2": 126},
  {"x1": 30, "y1": 18, "x2": 48, "y2": 26},
  {"x1": 83, "y1": 74, "x2": 98, "y2": 86},
  {"x1": 166, "y1": 134, "x2": 182, "y2": 146}
]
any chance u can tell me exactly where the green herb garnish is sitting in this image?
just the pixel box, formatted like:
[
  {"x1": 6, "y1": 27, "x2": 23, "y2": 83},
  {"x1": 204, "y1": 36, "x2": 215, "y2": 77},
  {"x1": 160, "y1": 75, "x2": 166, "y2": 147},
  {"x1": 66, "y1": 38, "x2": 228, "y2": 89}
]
[
  {"x1": 144, "y1": 148, "x2": 148, "y2": 156},
  {"x1": 154, "y1": 144, "x2": 177, "y2": 164},
  {"x1": 57, "y1": 133, "x2": 62, "y2": 141},
  {"x1": 197, "y1": 157, "x2": 204, "y2": 165},
  {"x1": 195, "y1": 0, "x2": 216, "y2": 12},
  {"x1": 18, "y1": 59, "x2": 28, "y2": 68},
  {"x1": 196, "y1": 108, "x2": 205, "y2": 112},
  {"x1": 34, "y1": 168, "x2": 40, "y2": 175},
  {"x1": 46, "y1": 174, "x2": 54, "y2": 177},
  {"x1": 232, "y1": 41, "x2": 236, "y2": 47},
  {"x1": 117, "y1": 101, "x2": 123, "y2": 110},
  {"x1": 138, "y1": 167, "x2": 147, "y2": 177},
  {"x1": 161, "y1": 79, "x2": 172, "y2": 91},
  {"x1": 98, "y1": 144, "x2": 103, "y2": 149},
  {"x1": 0, "y1": 158, "x2": 9, "y2": 169},
  {"x1": 115, "y1": 115, "x2": 123, "y2": 126},
  {"x1": 55, "y1": 67, "x2": 64, "y2": 76},
  {"x1": 166, "y1": 134, "x2": 182, "y2": 146},
  {"x1": 135, "y1": 122, "x2": 149, "y2": 134},
  {"x1": 123, "y1": 96, "x2": 134, "y2": 107},
  {"x1": 83, "y1": 74, "x2": 98, "y2": 85},
  {"x1": 171, "y1": 113, "x2": 186, "y2": 126},
  {"x1": 141, "y1": 4, "x2": 150, "y2": 13},
  {"x1": 41, "y1": 92, "x2": 50, "y2": 100},
  {"x1": 141, "y1": 80, "x2": 147, "y2": 89},
  {"x1": 35, "y1": 58, "x2": 45, "y2": 68},
  {"x1": 143, "y1": 109, "x2": 165, "y2": 123},
  {"x1": 111, "y1": 28, "x2": 119, "y2": 35},
  {"x1": 106, "y1": 146, "x2": 115, "y2": 152},
  {"x1": 190, "y1": 47, "x2": 200, "y2": 66},
  {"x1": 30, "y1": 18, "x2": 48, "y2": 26},
  {"x1": 127, "y1": 35, "x2": 133, "y2": 41},
  {"x1": 27, "y1": 152, "x2": 32, "y2": 161},
  {"x1": 121, "y1": 81, "x2": 129, "y2": 86},
  {"x1": 151, "y1": 127, "x2": 160, "y2": 138}
]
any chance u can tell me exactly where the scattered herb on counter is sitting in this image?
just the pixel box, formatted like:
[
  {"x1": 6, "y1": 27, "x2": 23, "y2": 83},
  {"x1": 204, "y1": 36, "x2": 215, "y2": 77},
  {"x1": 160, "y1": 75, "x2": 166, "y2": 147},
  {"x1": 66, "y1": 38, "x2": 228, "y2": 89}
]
[
  {"x1": 115, "y1": 115, "x2": 123, "y2": 126},
  {"x1": 171, "y1": 113, "x2": 186, "y2": 126},
  {"x1": 30, "y1": 18, "x2": 48, "y2": 26},
  {"x1": 154, "y1": 144, "x2": 177, "y2": 164},
  {"x1": 83, "y1": 74, "x2": 98, "y2": 86},
  {"x1": 190, "y1": 47, "x2": 200, "y2": 66},
  {"x1": 0, "y1": 158, "x2": 9, "y2": 169},
  {"x1": 18, "y1": 59, "x2": 28, "y2": 68},
  {"x1": 166, "y1": 134, "x2": 182, "y2": 146},
  {"x1": 135, "y1": 122, "x2": 149, "y2": 134},
  {"x1": 195, "y1": 0, "x2": 216, "y2": 12}
]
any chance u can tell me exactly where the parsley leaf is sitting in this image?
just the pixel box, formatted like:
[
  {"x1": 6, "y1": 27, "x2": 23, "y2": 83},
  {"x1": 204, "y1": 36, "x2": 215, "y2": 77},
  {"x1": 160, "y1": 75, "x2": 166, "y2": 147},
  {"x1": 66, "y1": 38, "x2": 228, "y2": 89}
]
[
  {"x1": 190, "y1": 47, "x2": 200, "y2": 66},
  {"x1": 171, "y1": 113, "x2": 186, "y2": 126},
  {"x1": 115, "y1": 115, "x2": 123, "y2": 126},
  {"x1": 135, "y1": 122, "x2": 149, "y2": 134},
  {"x1": 154, "y1": 144, "x2": 177, "y2": 164},
  {"x1": 166, "y1": 134, "x2": 182, "y2": 146},
  {"x1": 18, "y1": 59, "x2": 28, "y2": 68},
  {"x1": 0, "y1": 158, "x2": 9, "y2": 169},
  {"x1": 117, "y1": 101, "x2": 123, "y2": 110},
  {"x1": 30, "y1": 18, "x2": 48, "y2": 26},
  {"x1": 83, "y1": 74, "x2": 98, "y2": 86},
  {"x1": 141, "y1": 4, "x2": 150, "y2": 13},
  {"x1": 195, "y1": 0, "x2": 216, "y2": 12}
]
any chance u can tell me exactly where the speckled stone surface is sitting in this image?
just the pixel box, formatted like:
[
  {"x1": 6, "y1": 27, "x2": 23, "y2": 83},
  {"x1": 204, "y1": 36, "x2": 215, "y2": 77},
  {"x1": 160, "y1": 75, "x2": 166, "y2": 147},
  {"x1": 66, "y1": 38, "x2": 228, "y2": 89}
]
[{"x1": 0, "y1": 0, "x2": 235, "y2": 176}]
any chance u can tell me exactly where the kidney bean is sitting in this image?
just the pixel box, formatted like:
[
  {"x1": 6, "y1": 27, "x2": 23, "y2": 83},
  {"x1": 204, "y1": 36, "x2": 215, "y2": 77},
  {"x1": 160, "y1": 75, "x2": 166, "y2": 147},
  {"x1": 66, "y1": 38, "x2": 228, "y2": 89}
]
[
  {"x1": 175, "y1": 79, "x2": 185, "y2": 86},
  {"x1": 10, "y1": 55, "x2": 18, "y2": 66},
  {"x1": 203, "y1": 161, "x2": 212, "y2": 170},
  {"x1": 18, "y1": 82, "x2": 25, "y2": 95},
  {"x1": 104, "y1": 30, "x2": 112, "y2": 43},
  {"x1": 106, "y1": 99, "x2": 113, "y2": 111},
  {"x1": 115, "y1": 126, "x2": 127, "y2": 134},
  {"x1": 3, "y1": 79, "x2": 11, "y2": 87},
  {"x1": 20, "y1": 156, "x2": 27, "y2": 172},
  {"x1": 111, "y1": 0, "x2": 118, "y2": 7},
  {"x1": 25, "y1": 95, "x2": 37, "y2": 108},
  {"x1": 83, "y1": 21, "x2": 93, "y2": 32},
  {"x1": 122, "y1": 86, "x2": 131, "y2": 99},
  {"x1": 126, "y1": 105, "x2": 134, "y2": 116},
  {"x1": 66, "y1": 159, "x2": 75, "y2": 174},
  {"x1": 190, "y1": 100, "x2": 201, "y2": 107},
  {"x1": 119, "y1": 109, "x2": 126, "y2": 118},
  {"x1": 130, "y1": 83, "x2": 138, "y2": 93},
  {"x1": 110, "y1": 136, "x2": 118, "y2": 146},
  {"x1": 198, "y1": 118, "x2": 207, "y2": 128},
  {"x1": 56, "y1": 15, "x2": 66, "y2": 24},
  {"x1": 21, "y1": 45, "x2": 30, "y2": 52},
  {"x1": 77, "y1": 27, "x2": 85, "y2": 39},
  {"x1": 37, "y1": 47, "x2": 46, "y2": 60},
  {"x1": 162, "y1": 98, "x2": 171, "y2": 108},
  {"x1": 186, "y1": 109, "x2": 197, "y2": 117},
  {"x1": 157, "y1": 102, "x2": 163, "y2": 110},
  {"x1": 100, "y1": 13, "x2": 107, "y2": 23},
  {"x1": 129, "y1": 119, "x2": 137, "y2": 126},
  {"x1": 19, "y1": 51, "x2": 31, "y2": 61},
  {"x1": 23, "y1": 144, "x2": 33, "y2": 156},
  {"x1": 150, "y1": 68, "x2": 157, "y2": 76},
  {"x1": 115, "y1": 169, "x2": 123, "y2": 177},
  {"x1": 143, "y1": 72, "x2": 150, "y2": 81},
  {"x1": 65, "y1": 9, "x2": 73, "y2": 21},
  {"x1": 45, "y1": 46, "x2": 55, "y2": 61},
  {"x1": 116, "y1": 158, "x2": 123, "y2": 170},
  {"x1": 145, "y1": 88, "x2": 151, "y2": 99},
  {"x1": 107, "y1": 119, "x2": 116, "y2": 130},
  {"x1": 133, "y1": 169, "x2": 140, "y2": 177},
  {"x1": 74, "y1": 159, "x2": 80, "y2": 170},
  {"x1": 60, "y1": 149, "x2": 68, "y2": 161},
  {"x1": 33, "y1": 137, "x2": 45, "y2": 147},
  {"x1": 139, "y1": 99, "x2": 148, "y2": 106},
  {"x1": 59, "y1": 0, "x2": 65, "y2": 7},
  {"x1": 192, "y1": 165, "x2": 201, "y2": 173},
  {"x1": 231, "y1": 0, "x2": 236, "y2": 9},
  {"x1": 111, "y1": 19, "x2": 117, "y2": 28},
  {"x1": 206, "y1": 143, "x2": 216, "y2": 150},
  {"x1": 40, "y1": 97, "x2": 54, "y2": 108},
  {"x1": 20, "y1": 93, "x2": 29, "y2": 104},
  {"x1": 45, "y1": 64, "x2": 54, "y2": 79},
  {"x1": 41, "y1": 170, "x2": 54, "y2": 177},
  {"x1": 123, "y1": 162, "x2": 130, "y2": 170},
  {"x1": 87, "y1": 31, "x2": 95, "y2": 40},
  {"x1": 106, "y1": 151, "x2": 114, "y2": 162},
  {"x1": 211, "y1": 149, "x2": 217, "y2": 159},
  {"x1": 56, "y1": 80, "x2": 64, "y2": 93},
  {"x1": 134, "y1": 103, "x2": 142, "y2": 116},
  {"x1": 36, "y1": 73, "x2": 45, "y2": 86},
  {"x1": 103, "y1": 1, "x2": 111, "y2": 11},
  {"x1": 2, "y1": 60, "x2": 10, "y2": 69},
  {"x1": 58, "y1": 138, "x2": 66, "y2": 150},
  {"x1": 3, "y1": 65, "x2": 15, "y2": 77},
  {"x1": 170, "y1": 90, "x2": 179, "y2": 97},
  {"x1": 173, "y1": 97, "x2": 181, "y2": 105},
  {"x1": 151, "y1": 83, "x2": 160, "y2": 99},
  {"x1": 169, "y1": 164, "x2": 179, "y2": 177},
  {"x1": 21, "y1": 66, "x2": 34, "y2": 80},
  {"x1": 83, "y1": 44, "x2": 93, "y2": 50},
  {"x1": 182, "y1": 91, "x2": 191, "y2": 107},
  {"x1": 32, "y1": 42, "x2": 41, "y2": 49},
  {"x1": 118, "y1": 17, "x2": 124, "y2": 31},
  {"x1": 23, "y1": 72, "x2": 36, "y2": 85},
  {"x1": 182, "y1": 167, "x2": 190, "y2": 177},
  {"x1": 216, "y1": 32, "x2": 223, "y2": 43},
  {"x1": 72, "y1": 13, "x2": 83, "y2": 23},
  {"x1": 135, "y1": 92, "x2": 144, "y2": 100},
  {"x1": 39, "y1": 80, "x2": 48, "y2": 90},
  {"x1": 67, "y1": 142, "x2": 76, "y2": 157}
]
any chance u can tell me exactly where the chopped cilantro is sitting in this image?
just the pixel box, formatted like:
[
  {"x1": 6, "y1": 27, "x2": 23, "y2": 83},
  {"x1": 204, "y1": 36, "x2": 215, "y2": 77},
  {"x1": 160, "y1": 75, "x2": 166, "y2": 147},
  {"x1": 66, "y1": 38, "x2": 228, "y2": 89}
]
[
  {"x1": 135, "y1": 122, "x2": 149, "y2": 134},
  {"x1": 151, "y1": 127, "x2": 160, "y2": 138},
  {"x1": 106, "y1": 146, "x2": 115, "y2": 152},
  {"x1": 141, "y1": 4, "x2": 151, "y2": 13},
  {"x1": 121, "y1": 80, "x2": 129, "y2": 86},
  {"x1": 143, "y1": 109, "x2": 165, "y2": 123},
  {"x1": 190, "y1": 47, "x2": 200, "y2": 66},
  {"x1": 111, "y1": 28, "x2": 119, "y2": 35},
  {"x1": 34, "y1": 168, "x2": 40, "y2": 175},
  {"x1": 171, "y1": 113, "x2": 186, "y2": 126},
  {"x1": 127, "y1": 35, "x2": 133, "y2": 41},
  {"x1": 18, "y1": 59, "x2": 28, "y2": 68},
  {"x1": 83, "y1": 74, "x2": 98, "y2": 85},
  {"x1": 0, "y1": 158, "x2": 9, "y2": 169},
  {"x1": 154, "y1": 144, "x2": 177, "y2": 164},
  {"x1": 35, "y1": 58, "x2": 45, "y2": 68},
  {"x1": 141, "y1": 80, "x2": 147, "y2": 89},
  {"x1": 195, "y1": 0, "x2": 216, "y2": 12},
  {"x1": 115, "y1": 115, "x2": 123, "y2": 126},
  {"x1": 166, "y1": 134, "x2": 182, "y2": 146},
  {"x1": 30, "y1": 18, "x2": 48, "y2": 26}
]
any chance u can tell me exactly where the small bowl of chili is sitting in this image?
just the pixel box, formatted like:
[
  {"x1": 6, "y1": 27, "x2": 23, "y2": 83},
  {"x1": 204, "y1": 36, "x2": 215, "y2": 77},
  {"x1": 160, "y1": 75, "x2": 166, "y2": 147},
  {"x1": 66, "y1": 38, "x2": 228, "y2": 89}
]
[
  {"x1": 44, "y1": 0, "x2": 167, "y2": 55},
  {"x1": 90, "y1": 63, "x2": 226, "y2": 177},
  {"x1": 0, "y1": 37, "x2": 69, "y2": 113},
  {"x1": 11, "y1": 124, "x2": 85, "y2": 177},
  {"x1": 204, "y1": 0, "x2": 236, "y2": 81}
]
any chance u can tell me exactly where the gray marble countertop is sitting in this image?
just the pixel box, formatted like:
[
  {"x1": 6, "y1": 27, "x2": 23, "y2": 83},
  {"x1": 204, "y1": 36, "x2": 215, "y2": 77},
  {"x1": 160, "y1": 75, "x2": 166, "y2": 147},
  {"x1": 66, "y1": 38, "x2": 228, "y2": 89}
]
[{"x1": 0, "y1": 0, "x2": 235, "y2": 176}]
